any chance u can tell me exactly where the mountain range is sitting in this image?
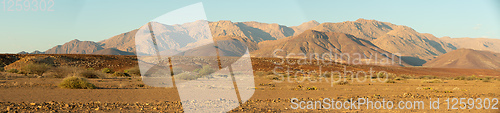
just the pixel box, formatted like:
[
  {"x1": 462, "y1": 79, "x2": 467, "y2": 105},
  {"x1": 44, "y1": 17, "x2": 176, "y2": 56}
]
[{"x1": 35, "y1": 19, "x2": 500, "y2": 69}]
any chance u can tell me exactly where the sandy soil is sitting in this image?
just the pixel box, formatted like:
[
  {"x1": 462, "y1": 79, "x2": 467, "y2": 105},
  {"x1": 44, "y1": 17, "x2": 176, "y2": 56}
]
[
  {"x1": 0, "y1": 55, "x2": 499, "y2": 112},
  {"x1": 0, "y1": 72, "x2": 498, "y2": 112}
]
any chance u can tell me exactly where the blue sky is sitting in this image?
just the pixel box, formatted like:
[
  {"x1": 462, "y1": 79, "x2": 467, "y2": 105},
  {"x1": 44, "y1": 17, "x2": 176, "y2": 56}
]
[{"x1": 0, "y1": 0, "x2": 499, "y2": 53}]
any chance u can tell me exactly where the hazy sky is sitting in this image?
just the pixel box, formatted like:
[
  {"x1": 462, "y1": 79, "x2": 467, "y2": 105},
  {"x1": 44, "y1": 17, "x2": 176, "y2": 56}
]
[{"x1": 0, "y1": 0, "x2": 499, "y2": 53}]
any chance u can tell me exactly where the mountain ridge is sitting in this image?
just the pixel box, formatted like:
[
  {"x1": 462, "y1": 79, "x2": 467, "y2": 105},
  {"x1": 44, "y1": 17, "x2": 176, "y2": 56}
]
[
  {"x1": 45, "y1": 39, "x2": 104, "y2": 54},
  {"x1": 252, "y1": 30, "x2": 408, "y2": 66},
  {"x1": 39, "y1": 19, "x2": 500, "y2": 68}
]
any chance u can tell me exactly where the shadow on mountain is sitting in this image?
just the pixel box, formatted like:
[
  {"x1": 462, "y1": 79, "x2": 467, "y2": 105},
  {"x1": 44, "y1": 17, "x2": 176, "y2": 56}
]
[
  {"x1": 236, "y1": 23, "x2": 275, "y2": 42},
  {"x1": 400, "y1": 56, "x2": 427, "y2": 66}
]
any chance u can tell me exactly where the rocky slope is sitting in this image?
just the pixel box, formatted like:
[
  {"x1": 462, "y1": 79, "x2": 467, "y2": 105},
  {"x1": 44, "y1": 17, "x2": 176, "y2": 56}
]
[
  {"x1": 38, "y1": 19, "x2": 500, "y2": 68},
  {"x1": 310, "y1": 19, "x2": 456, "y2": 65},
  {"x1": 44, "y1": 39, "x2": 103, "y2": 54},
  {"x1": 2, "y1": 54, "x2": 138, "y2": 71},
  {"x1": 252, "y1": 30, "x2": 407, "y2": 66},
  {"x1": 423, "y1": 49, "x2": 500, "y2": 69},
  {"x1": 47, "y1": 20, "x2": 320, "y2": 55},
  {"x1": 91, "y1": 48, "x2": 135, "y2": 55},
  {"x1": 98, "y1": 29, "x2": 138, "y2": 53},
  {"x1": 310, "y1": 19, "x2": 396, "y2": 40},
  {"x1": 440, "y1": 37, "x2": 500, "y2": 53},
  {"x1": 372, "y1": 26, "x2": 456, "y2": 63},
  {"x1": 290, "y1": 20, "x2": 320, "y2": 36}
]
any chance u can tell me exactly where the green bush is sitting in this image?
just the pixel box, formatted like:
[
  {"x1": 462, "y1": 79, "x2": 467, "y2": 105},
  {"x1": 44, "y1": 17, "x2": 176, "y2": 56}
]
[
  {"x1": 112, "y1": 72, "x2": 130, "y2": 77},
  {"x1": 59, "y1": 76, "x2": 95, "y2": 89},
  {"x1": 22, "y1": 63, "x2": 53, "y2": 76},
  {"x1": 0, "y1": 67, "x2": 4, "y2": 72},
  {"x1": 101, "y1": 68, "x2": 113, "y2": 74},
  {"x1": 6, "y1": 69, "x2": 18, "y2": 73},
  {"x1": 124, "y1": 66, "x2": 141, "y2": 76},
  {"x1": 78, "y1": 70, "x2": 102, "y2": 78}
]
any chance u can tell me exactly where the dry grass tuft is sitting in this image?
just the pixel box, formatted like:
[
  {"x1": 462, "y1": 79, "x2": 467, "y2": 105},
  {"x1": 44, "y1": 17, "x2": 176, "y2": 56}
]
[
  {"x1": 334, "y1": 81, "x2": 349, "y2": 85},
  {"x1": 59, "y1": 76, "x2": 96, "y2": 89},
  {"x1": 421, "y1": 79, "x2": 443, "y2": 83}
]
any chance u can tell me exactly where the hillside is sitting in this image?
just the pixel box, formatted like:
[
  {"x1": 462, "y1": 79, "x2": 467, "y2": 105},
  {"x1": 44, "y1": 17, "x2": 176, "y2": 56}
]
[
  {"x1": 98, "y1": 29, "x2": 138, "y2": 53},
  {"x1": 310, "y1": 19, "x2": 396, "y2": 40},
  {"x1": 423, "y1": 49, "x2": 500, "y2": 69},
  {"x1": 38, "y1": 19, "x2": 500, "y2": 68},
  {"x1": 372, "y1": 26, "x2": 456, "y2": 64},
  {"x1": 92, "y1": 48, "x2": 135, "y2": 55},
  {"x1": 2, "y1": 54, "x2": 138, "y2": 71},
  {"x1": 290, "y1": 20, "x2": 320, "y2": 36},
  {"x1": 46, "y1": 20, "x2": 320, "y2": 55},
  {"x1": 440, "y1": 37, "x2": 500, "y2": 53},
  {"x1": 252, "y1": 30, "x2": 407, "y2": 66},
  {"x1": 310, "y1": 19, "x2": 455, "y2": 65},
  {"x1": 44, "y1": 39, "x2": 104, "y2": 54}
]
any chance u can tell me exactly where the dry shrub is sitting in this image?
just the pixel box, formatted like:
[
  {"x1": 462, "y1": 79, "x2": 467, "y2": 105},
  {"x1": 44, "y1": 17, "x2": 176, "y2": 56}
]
[
  {"x1": 59, "y1": 76, "x2": 95, "y2": 89},
  {"x1": 6, "y1": 69, "x2": 18, "y2": 73},
  {"x1": 49, "y1": 66, "x2": 78, "y2": 78},
  {"x1": 422, "y1": 79, "x2": 443, "y2": 83},
  {"x1": 376, "y1": 72, "x2": 386, "y2": 78},
  {"x1": 78, "y1": 70, "x2": 103, "y2": 78},
  {"x1": 125, "y1": 66, "x2": 141, "y2": 76},
  {"x1": 307, "y1": 86, "x2": 318, "y2": 90},
  {"x1": 418, "y1": 75, "x2": 439, "y2": 79},
  {"x1": 255, "y1": 71, "x2": 273, "y2": 77},
  {"x1": 17, "y1": 70, "x2": 27, "y2": 74},
  {"x1": 22, "y1": 63, "x2": 53, "y2": 76},
  {"x1": 174, "y1": 72, "x2": 198, "y2": 80},
  {"x1": 465, "y1": 75, "x2": 476, "y2": 80},
  {"x1": 454, "y1": 76, "x2": 466, "y2": 80},
  {"x1": 394, "y1": 77, "x2": 404, "y2": 81},
  {"x1": 385, "y1": 79, "x2": 397, "y2": 83},
  {"x1": 334, "y1": 81, "x2": 349, "y2": 85},
  {"x1": 101, "y1": 68, "x2": 114, "y2": 74},
  {"x1": 198, "y1": 65, "x2": 215, "y2": 76},
  {"x1": 112, "y1": 72, "x2": 130, "y2": 77},
  {"x1": 482, "y1": 77, "x2": 492, "y2": 82},
  {"x1": 399, "y1": 74, "x2": 414, "y2": 79},
  {"x1": 265, "y1": 75, "x2": 280, "y2": 80}
]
